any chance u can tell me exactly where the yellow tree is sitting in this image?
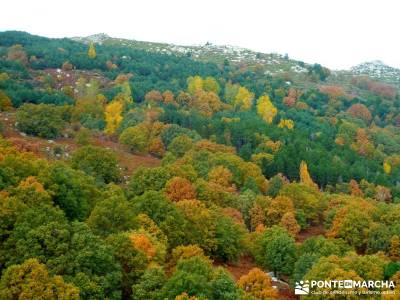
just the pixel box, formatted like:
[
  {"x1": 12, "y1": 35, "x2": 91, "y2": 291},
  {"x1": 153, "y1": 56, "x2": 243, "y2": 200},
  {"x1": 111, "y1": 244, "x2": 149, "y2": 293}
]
[
  {"x1": 383, "y1": 161, "x2": 392, "y2": 175},
  {"x1": 257, "y1": 95, "x2": 277, "y2": 124},
  {"x1": 187, "y1": 76, "x2": 203, "y2": 95},
  {"x1": 234, "y1": 86, "x2": 254, "y2": 111},
  {"x1": 299, "y1": 160, "x2": 318, "y2": 189},
  {"x1": 237, "y1": 268, "x2": 278, "y2": 299},
  {"x1": 104, "y1": 100, "x2": 123, "y2": 134},
  {"x1": 88, "y1": 42, "x2": 96, "y2": 59},
  {"x1": 278, "y1": 119, "x2": 294, "y2": 130},
  {"x1": 0, "y1": 258, "x2": 80, "y2": 299}
]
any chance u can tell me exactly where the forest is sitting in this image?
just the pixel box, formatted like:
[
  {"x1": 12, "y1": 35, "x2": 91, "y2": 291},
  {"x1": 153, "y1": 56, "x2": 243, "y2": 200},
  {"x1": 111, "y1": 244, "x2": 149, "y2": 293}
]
[{"x1": 0, "y1": 31, "x2": 400, "y2": 299}]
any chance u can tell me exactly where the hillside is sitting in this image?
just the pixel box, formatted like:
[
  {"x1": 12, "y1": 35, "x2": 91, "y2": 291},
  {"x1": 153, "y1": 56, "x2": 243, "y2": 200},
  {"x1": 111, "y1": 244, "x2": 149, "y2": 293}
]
[
  {"x1": 72, "y1": 33, "x2": 310, "y2": 78},
  {"x1": 1, "y1": 31, "x2": 400, "y2": 299},
  {"x1": 72, "y1": 33, "x2": 400, "y2": 89}
]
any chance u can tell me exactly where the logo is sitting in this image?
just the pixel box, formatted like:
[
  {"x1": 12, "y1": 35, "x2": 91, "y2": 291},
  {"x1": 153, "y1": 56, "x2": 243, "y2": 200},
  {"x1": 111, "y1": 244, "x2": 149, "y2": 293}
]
[
  {"x1": 295, "y1": 279, "x2": 396, "y2": 296},
  {"x1": 295, "y1": 280, "x2": 310, "y2": 295}
]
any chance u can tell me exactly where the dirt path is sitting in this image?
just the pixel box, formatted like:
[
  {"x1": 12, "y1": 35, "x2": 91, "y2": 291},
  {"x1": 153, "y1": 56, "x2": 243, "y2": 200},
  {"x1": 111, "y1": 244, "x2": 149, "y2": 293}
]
[{"x1": 296, "y1": 224, "x2": 325, "y2": 243}]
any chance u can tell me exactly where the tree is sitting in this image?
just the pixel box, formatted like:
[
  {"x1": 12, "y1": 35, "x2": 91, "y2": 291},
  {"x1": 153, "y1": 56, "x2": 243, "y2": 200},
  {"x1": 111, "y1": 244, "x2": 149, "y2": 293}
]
[
  {"x1": 161, "y1": 90, "x2": 174, "y2": 103},
  {"x1": 176, "y1": 200, "x2": 216, "y2": 253},
  {"x1": 265, "y1": 196, "x2": 295, "y2": 226},
  {"x1": 304, "y1": 255, "x2": 365, "y2": 298},
  {"x1": 304, "y1": 253, "x2": 387, "y2": 297},
  {"x1": 280, "y1": 212, "x2": 300, "y2": 237},
  {"x1": 168, "y1": 135, "x2": 194, "y2": 157},
  {"x1": 237, "y1": 268, "x2": 278, "y2": 300},
  {"x1": 131, "y1": 266, "x2": 166, "y2": 300},
  {"x1": 279, "y1": 183, "x2": 323, "y2": 224},
  {"x1": 87, "y1": 192, "x2": 137, "y2": 237},
  {"x1": 160, "y1": 124, "x2": 200, "y2": 147},
  {"x1": 234, "y1": 86, "x2": 254, "y2": 110},
  {"x1": 73, "y1": 81, "x2": 106, "y2": 130},
  {"x1": 210, "y1": 267, "x2": 241, "y2": 300},
  {"x1": 349, "y1": 179, "x2": 364, "y2": 197},
  {"x1": 299, "y1": 160, "x2": 318, "y2": 189},
  {"x1": 347, "y1": 103, "x2": 372, "y2": 123},
  {"x1": 0, "y1": 258, "x2": 79, "y2": 300},
  {"x1": 119, "y1": 124, "x2": 149, "y2": 154},
  {"x1": 127, "y1": 166, "x2": 171, "y2": 197},
  {"x1": 61, "y1": 61, "x2": 73, "y2": 71},
  {"x1": 7, "y1": 44, "x2": 28, "y2": 65},
  {"x1": 224, "y1": 82, "x2": 240, "y2": 104},
  {"x1": 88, "y1": 42, "x2": 96, "y2": 59},
  {"x1": 255, "y1": 226, "x2": 296, "y2": 276},
  {"x1": 16, "y1": 103, "x2": 68, "y2": 138},
  {"x1": 105, "y1": 100, "x2": 123, "y2": 134},
  {"x1": 169, "y1": 245, "x2": 211, "y2": 268},
  {"x1": 162, "y1": 256, "x2": 213, "y2": 299},
  {"x1": 4, "y1": 213, "x2": 122, "y2": 299},
  {"x1": 203, "y1": 76, "x2": 220, "y2": 94},
  {"x1": 132, "y1": 191, "x2": 189, "y2": 249},
  {"x1": 213, "y1": 215, "x2": 245, "y2": 262},
  {"x1": 187, "y1": 76, "x2": 204, "y2": 95},
  {"x1": 208, "y1": 165, "x2": 234, "y2": 188},
  {"x1": 39, "y1": 163, "x2": 100, "y2": 220},
  {"x1": 71, "y1": 145, "x2": 121, "y2": 184},
  {"x1": 390, "y1": 236, "x2": 400, "y2": 260},
  {"x1": 145, "y1": 90, "x2": 163, "y2": 103},
  {"x1": 278, "y1": 119, "x2": 294, "y2": 130},
  {"x1": 383, "y1": 161, "x2": 392, "y2": 175},
  {"x1": 12, "y1": 176, "x2": 52, "y2": 207},
  {"x1": 165, "y1": 176, "x2": 197, "y2": 202},
  {"x1": 326, "y1": 200, "x2": 375, "y2": 250},
  {"x1": 0, "y1": 90, "x2": 12, "y2": 111},
  {"x1": 375, "y1": 185, "x2": 392, "y2": 202},
  {"x1": 106, "y1": 232, "x2": 149, "y2": 298},
  {"x1": 192, "y1": 91, "x2": 223, "y2": 116},
  {"x1": 257, "y1": 95, "x2": 277, "y2": 124},
  {"x1": 366, "y1": 224, "x2": 391, "y2": 254}
]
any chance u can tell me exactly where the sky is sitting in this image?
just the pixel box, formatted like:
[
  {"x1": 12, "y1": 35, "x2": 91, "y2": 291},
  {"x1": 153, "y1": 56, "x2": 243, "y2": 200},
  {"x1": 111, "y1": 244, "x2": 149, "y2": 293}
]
[{"x1": 1, "y1": 0, "x2": 399, "y2": 70}]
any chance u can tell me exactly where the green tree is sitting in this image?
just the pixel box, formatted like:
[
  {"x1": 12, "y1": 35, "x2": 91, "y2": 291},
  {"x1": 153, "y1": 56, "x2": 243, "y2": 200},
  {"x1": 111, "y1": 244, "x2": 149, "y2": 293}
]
[
  {"x1": 210, "y1": 267, "x2": 241, "y2": 300},
  {"x1": 132, "y1": 191, "x2": 188, "y2": 249},
  {"x1": 39, "y1": 163, "x2": 100, "y2": 220},
  {"x1": 127, "y1": 166, "x2": 171, "y2": 198},
  {"x1": 3, "y1": 212, "x2": 122, "y2": 299},
  {"x1": 256, "y1": 225, "x2": 297, "y2": 276},
  {"x1": 162, "y1": 256, "x2": 213, "y2": 299},
  {"x1": 71, "y1": 145, "x2": 121, "y2": 184},
  {"x1": 131, "y1": 266, "x2": 166, "y2": 300},
  {"x1": 213, "y1": 215, "x2": 245, "y2": 262},
  {"x1": 106, "y1": 232, "x2": 149, "y2": 298},
  {"x1": 87, "y1": 193, "x2": 137, "y2": 237},
  {"x1": 16, "y1": 103, "x2": 69, "y2": 138},
  {"x1": 168, "y1": 135, "x2": 194, "y2": 157},
  {"x1": 160, "y1": 124, "x2": 200, "y2": 147},
  {"x1": 119, "y1": 125, "x2": 149, "y2": 154}
]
